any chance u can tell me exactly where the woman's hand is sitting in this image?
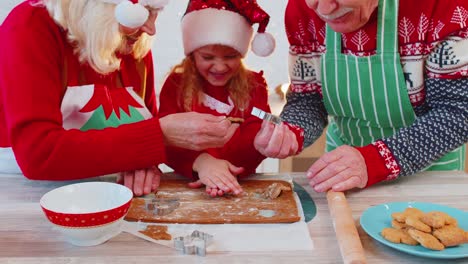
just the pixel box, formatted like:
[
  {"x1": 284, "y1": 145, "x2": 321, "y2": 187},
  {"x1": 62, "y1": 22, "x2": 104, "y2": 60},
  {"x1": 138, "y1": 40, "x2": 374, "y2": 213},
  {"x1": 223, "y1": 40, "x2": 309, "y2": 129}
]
[
  {"x1": 254, "y1": 121, "x2": 298, "y2": 158},
  {"x1": 307, "y1": 145, "x2": 368, "y2": 192},
  {"x1": 190, "y1": 153, "x2": 244, "y2": 197},
  {"x1": 117, "y1": 166, "x2": 161, "y2": 196},
  {"x1": 159, "y1": 112, "x2": 239, "y2": 151}
]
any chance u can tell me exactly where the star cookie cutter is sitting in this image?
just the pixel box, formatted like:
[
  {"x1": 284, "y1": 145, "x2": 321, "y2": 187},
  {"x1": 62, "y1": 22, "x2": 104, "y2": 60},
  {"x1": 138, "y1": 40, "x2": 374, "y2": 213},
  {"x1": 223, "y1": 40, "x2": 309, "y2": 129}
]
[
  {"x1": 144, "y1": 198, "x2": 180, "y2": 216},
  {"x1": 174, "y1": 230, "x2": 213, "y2": 256}
]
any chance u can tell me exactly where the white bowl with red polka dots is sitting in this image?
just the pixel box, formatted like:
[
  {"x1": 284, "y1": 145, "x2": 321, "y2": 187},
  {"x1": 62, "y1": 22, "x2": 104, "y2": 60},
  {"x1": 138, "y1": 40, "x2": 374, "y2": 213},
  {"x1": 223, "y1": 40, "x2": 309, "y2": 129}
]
[{"x1": 40, "y1": 182, "x2": 133, "y2": 246}]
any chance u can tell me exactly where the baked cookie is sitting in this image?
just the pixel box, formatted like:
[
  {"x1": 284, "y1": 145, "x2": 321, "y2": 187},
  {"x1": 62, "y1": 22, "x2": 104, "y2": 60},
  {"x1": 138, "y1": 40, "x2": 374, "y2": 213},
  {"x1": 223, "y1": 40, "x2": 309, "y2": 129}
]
[
  {"x1": 408, "y1": 229, "x2": 445, "y2": 251},
  {"x1": 227, "y1": 117, "x2": 245, "y2": 123},
  {"x1": 432, "y1": 225, "x2": 467, "y2": 247},
  {"x1": 421, "y1": 211, "x2": 458, "y2": 228},
  {"x1": 392, "y1": 207, "x2": 425, "y2": 223},
  {"x1": 139, "y1": 225, "x2": 172, "y2": 240},
  {"x1": 405, "y1": 216, "x2": 432, "y2": 233},
  {"x1": 381, "y1": 228, "x2": 419, "y2": 245},
  {"x1": 391, "y1": 219, "x2": 408, "y2": 230}
]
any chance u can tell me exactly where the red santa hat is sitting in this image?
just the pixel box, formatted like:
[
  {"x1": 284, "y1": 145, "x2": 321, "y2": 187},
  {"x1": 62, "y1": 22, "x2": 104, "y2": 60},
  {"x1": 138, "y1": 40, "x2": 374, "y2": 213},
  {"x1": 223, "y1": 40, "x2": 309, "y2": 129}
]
[
  {"x1": 181, "y1": 0, "x2": 276, "y2": 57},
  {"x1": 101, "y1": 0, "x2": 169, "y2": 28}
]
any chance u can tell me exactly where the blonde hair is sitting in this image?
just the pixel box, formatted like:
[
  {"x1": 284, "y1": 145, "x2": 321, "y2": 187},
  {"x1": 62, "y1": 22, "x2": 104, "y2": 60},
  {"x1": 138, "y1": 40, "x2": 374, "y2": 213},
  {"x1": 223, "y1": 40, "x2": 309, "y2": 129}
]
[
  {"x1": 172, "y1": 48, "x2": 254, "y2": 114},
  {"x1": 40, "y1": 0, "x2": 153, "y2": 74}
]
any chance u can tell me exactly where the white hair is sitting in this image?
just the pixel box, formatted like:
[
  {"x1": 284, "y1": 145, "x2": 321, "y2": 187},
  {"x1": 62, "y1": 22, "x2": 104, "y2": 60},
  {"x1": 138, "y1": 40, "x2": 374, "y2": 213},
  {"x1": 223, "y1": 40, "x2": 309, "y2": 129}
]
[{"x1": 40, "y1": 0, "x2": 153, "y2": 74}]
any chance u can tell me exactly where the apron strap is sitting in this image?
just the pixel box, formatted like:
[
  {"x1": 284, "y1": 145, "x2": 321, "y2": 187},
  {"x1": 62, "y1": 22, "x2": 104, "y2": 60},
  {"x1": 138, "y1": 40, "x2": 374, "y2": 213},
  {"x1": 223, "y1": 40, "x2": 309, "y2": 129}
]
[
  {"x1": 325, "y1": 0, "x2": 399, "y2": 54},
  {"x1": 377, "y1": 0, "x2": 399, "y2": 54}
]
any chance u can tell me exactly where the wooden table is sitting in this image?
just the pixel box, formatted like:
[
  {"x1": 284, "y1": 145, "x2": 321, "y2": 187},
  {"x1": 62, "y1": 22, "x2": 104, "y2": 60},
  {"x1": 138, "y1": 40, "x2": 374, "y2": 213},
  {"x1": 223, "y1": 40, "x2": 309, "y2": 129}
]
[{"x1": 0, "y1": 171, "x2": 467, "y2": 263}]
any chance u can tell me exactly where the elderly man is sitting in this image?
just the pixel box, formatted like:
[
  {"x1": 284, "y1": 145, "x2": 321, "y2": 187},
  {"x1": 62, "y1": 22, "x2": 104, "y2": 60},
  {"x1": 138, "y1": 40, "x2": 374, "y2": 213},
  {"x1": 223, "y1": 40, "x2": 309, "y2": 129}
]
[{"x1": 255, "y1": 0, "x2": 468, "y2": 192}]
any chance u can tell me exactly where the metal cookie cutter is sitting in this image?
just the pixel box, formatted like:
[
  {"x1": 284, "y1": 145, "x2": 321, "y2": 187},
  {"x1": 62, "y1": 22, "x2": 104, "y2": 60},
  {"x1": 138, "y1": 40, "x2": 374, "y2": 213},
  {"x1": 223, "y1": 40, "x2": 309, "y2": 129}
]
[
  {"x1": 174, "y1": 230, "x2": 213, "y2": 256},
  {"x1": 251, "y1": 107, "x2": 282, "y2": 125},
  {"x1": 144, "y1": 198, "x2": 180, "y2": 216}
]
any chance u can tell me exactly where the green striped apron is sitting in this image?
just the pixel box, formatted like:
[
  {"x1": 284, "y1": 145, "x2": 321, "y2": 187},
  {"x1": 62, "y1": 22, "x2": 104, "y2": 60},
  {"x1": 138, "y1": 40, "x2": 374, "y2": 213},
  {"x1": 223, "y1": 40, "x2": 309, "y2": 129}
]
[{"x1": 321, "y1": 0, "x2": 465, "y2": 171}]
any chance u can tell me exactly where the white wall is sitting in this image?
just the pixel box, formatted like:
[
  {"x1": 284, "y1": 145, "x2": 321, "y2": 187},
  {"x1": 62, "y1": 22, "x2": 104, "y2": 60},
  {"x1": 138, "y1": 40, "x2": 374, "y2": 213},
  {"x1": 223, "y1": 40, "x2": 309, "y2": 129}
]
[{"x1": 0, "y1": 0, "x2": 23, "y2": 23}]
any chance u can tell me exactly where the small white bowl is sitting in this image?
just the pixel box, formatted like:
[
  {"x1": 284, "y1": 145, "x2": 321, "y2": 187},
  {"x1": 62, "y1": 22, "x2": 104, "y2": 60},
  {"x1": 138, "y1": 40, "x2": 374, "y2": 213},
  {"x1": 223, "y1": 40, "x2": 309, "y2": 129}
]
[{"x1": 40, "y1": 182, "x2": 133, "y2": 246}]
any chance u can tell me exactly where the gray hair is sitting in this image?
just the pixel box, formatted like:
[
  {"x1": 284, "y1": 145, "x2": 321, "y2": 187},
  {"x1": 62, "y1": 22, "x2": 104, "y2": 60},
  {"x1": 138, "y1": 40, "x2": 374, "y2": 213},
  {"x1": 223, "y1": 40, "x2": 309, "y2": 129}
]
[{"x1": 41, "y1": 0, "x2": 153, "y2": 74}]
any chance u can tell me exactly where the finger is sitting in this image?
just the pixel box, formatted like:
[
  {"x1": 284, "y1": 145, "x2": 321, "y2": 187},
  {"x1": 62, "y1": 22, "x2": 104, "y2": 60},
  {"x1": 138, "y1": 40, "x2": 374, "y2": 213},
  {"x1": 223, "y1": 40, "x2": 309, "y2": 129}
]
[
  {"x1": 209, "y1": 187, "x2": 219, "y2": 197},
  {"x1": 214, "y1": 176, "x2": 232, "y2": 193},
  {"x1": 266, "y1": 123, "x2": 286, "y2": 157},
  {"x1": 142, "y1": 169, "x2": 153, "y2": 195},
  {"x1": 202, "y1": 113, "x2": 228, "y2": 123},
  {"x1": 199, "y1": 176, "x2": 218, "y2": 190},
  {"x1": 277, "y1": 125, "x2": 295, "y2": 158},
  {"x1": 188, "y1": 180, "x2": 204, "y2": 189},
  {"x1": 207, "y1": 186, "x2": 224, "y2": 197},
  {"x1": 307, "y1": 151, "x2": 341, "y2": 179},
  {"x1": 286, "y1": 126, "x2": 299, "y2": 155},
  {"x1": 201, "y1": 116, "x2": 232, "y2": 137},
  {"x1": 209, "y1": 175, "x2": 230, "y2": 192},
  {"x1": 212, "y1": 169, "x2": 237, "y2": 193},
  {"x1": 123, "y1": 171, "x2": 134, "y2": 193},
  {"x1": 151, "y1": 167, "x2": 161, "y2": 191},
  {"x1": 197, "y1": 122, "x2": 239, "y2": 149},
  {"x1": 133, "y1": 169, "x2": 146, "y2": 196},
  {"x1": 331, "y1": 176, "x2": 362, "y2": 192},
  {"x1": 222, "y1": 123, "x2": 240, "y2": 142},
  {"x1": 309, "y1": 161, "x2": 347, "y2": 188},
  {"x1": 313, "y1": 169, "x2": 351, "y2": 192},
  {"x1": 116, "y1": 173, "x2": 124, "y2": 184},
  {"x1": 225, "y1": 165, "x2": 244, "y2": 195},
  {"x1": 290, "y1": 133, "x2": 299, "y2": 155},
  {"x1": 255, "y1": 120, "x2": 275, "y2": 150}
]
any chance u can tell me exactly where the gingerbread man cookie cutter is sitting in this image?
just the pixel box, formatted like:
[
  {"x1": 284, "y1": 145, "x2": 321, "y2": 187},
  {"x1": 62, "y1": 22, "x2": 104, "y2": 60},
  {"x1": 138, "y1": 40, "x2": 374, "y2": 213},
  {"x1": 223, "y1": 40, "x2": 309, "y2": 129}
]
[
  {"x1": 144, "y1": 198, "x2": 180, "y2": 216},
  {"x1": 173, "y1": 230, "x2": 213, "y2": 256}
]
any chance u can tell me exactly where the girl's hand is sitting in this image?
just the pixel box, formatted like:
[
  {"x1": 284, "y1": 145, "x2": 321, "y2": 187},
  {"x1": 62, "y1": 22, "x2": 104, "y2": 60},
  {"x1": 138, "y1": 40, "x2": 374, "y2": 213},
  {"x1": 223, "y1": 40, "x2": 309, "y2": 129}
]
[
  {"x1": 191, "y1": 154, "x2": 244, "y2": 197},
  {"x1": 188, "y1": 180, "x2": 230, "y2": 197},
  {"x1": 254, "y1": 120, "x2": 298, "y2": 158},
  {"x1": 117, "y1": 166, "x2": 162, "y2": 196},
  {"x1": 307, "y1": 145, "x2": 368, "y2": 192}
]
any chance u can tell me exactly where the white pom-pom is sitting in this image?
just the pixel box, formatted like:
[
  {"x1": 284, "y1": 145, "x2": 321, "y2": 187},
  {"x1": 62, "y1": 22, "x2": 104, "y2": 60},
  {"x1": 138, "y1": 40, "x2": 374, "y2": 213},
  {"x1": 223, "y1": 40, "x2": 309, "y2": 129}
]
[
  {"x1": 115, "y1": 1, "x2": 149, "y2": 28},
  {"x1": 251, "y1": 32, "x2": 276, "y2": 57}
]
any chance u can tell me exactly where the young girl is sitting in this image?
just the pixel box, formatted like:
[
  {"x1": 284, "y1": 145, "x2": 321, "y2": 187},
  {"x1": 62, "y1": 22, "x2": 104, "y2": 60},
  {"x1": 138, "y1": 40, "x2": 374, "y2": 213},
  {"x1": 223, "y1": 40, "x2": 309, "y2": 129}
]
[
  {"x1": 158, "y1": 0, "x2": 276, "y2": 197},
  {"x1": 0, "y1": 0, "x2": 239, "y2": 196}
]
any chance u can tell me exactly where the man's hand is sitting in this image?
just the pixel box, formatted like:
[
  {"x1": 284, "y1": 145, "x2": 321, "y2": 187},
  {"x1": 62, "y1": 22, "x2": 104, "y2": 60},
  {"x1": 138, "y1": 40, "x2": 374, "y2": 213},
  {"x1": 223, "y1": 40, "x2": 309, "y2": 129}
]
[
  {"x1": 307, "y1": 145, "x2": 368, "y2": 192},
  {"x1": 254, "y1": 121, "x2": 298, "y2": 158}
]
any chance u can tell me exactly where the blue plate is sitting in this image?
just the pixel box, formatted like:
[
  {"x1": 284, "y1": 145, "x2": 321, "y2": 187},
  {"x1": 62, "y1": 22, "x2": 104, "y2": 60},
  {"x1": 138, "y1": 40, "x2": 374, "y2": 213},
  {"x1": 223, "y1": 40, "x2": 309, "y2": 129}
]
[{"x1": 360, "y1": 201, "x2": 468, "y2": 259}]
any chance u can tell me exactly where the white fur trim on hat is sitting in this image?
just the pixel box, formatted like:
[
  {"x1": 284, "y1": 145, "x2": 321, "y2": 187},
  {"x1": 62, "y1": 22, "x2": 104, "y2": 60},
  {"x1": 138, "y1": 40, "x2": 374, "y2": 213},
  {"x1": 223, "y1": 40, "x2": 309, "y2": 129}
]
[{"x1": 181, "y1": 8, "x2": 253, "y2": 56}]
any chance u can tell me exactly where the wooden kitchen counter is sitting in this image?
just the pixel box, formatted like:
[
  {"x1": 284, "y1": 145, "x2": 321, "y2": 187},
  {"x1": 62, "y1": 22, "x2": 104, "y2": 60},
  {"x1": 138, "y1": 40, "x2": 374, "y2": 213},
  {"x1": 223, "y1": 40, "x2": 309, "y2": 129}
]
[{"x1": 0, "y1": 171, "x2": 467, "y2": 263}]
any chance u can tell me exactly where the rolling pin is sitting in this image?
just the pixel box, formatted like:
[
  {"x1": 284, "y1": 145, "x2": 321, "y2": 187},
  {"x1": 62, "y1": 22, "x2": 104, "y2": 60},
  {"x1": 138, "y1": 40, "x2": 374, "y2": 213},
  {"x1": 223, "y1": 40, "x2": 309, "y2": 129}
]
[{"x1": 327, "y1": 191, "x2": 367, "y2": 264}]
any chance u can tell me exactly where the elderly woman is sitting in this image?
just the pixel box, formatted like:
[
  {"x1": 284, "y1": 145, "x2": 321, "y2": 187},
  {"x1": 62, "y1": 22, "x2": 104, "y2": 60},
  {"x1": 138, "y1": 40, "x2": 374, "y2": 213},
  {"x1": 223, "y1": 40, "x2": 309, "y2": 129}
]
[
  {"x1": 255, "y1": 0, "x2": 467, "y2": 192},
  {"x1": 0, "y1": 0, "x2": 239, "y2": 195}
]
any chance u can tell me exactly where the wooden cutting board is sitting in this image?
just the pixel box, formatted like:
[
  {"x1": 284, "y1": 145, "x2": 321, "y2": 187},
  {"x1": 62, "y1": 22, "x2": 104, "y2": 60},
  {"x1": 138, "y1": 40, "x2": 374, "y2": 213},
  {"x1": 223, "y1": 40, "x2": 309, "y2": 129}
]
[{"x1": 125, "y1": 179, "x2": 301, "y2": 224}]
